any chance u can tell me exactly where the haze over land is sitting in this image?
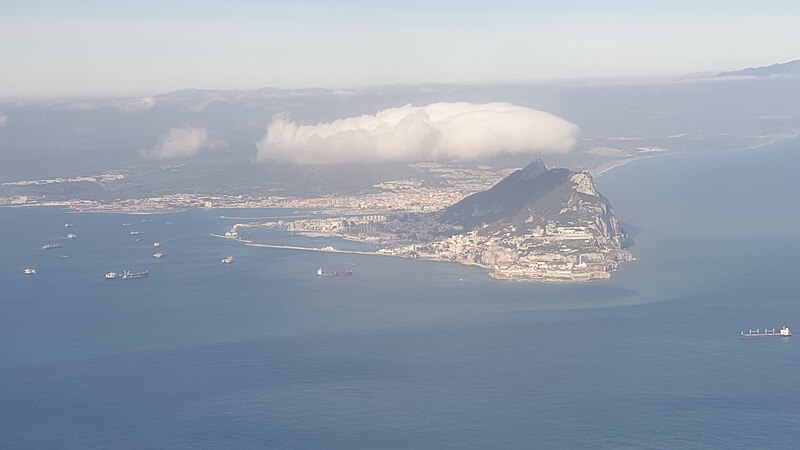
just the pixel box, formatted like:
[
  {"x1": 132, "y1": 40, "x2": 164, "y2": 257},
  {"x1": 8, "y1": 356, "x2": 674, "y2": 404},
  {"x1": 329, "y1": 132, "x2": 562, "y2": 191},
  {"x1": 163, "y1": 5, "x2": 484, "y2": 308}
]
[
  {"x1": 2, "y1": 1, "x2": 799, "y2": 195},
  {"x1": 1, "y1": 72, "x2": 799, "y2": 198}
]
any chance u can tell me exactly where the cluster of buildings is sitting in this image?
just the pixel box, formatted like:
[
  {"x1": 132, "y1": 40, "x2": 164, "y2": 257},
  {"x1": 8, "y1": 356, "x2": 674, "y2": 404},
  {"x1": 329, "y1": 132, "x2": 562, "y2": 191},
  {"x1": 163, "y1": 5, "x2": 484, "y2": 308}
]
[
  {"x1": 286, "y1": 215, "x2": 388, "y2": 239},
  {"x1": 1, "y1": 163, "x2": 514, "y2": 214},
  {"x1": 0, "y1": 171, "x2": 126, "y2": 187},
  {"x1": 379, "y1": 224, "x2": 632, "y2": 282}
]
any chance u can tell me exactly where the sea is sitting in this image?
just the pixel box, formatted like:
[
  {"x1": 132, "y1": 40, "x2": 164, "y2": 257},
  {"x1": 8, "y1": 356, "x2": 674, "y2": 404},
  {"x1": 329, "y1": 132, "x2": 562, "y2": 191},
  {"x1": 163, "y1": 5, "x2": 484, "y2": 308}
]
[{"x1": 2, "y1": 140, "x2": 800, "y2": 449}]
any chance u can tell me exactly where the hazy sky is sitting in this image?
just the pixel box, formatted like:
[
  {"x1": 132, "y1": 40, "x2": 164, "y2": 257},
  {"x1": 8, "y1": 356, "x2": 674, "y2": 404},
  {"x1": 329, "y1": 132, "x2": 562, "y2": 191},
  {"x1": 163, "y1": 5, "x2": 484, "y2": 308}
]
[{"x1": 2, "y1": 0, "x2": 799, "y2": 99}]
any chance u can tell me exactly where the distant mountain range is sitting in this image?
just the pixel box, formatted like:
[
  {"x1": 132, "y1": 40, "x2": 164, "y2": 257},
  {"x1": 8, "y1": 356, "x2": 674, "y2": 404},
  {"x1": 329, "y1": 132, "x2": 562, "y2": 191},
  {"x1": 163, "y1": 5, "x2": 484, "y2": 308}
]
[{"x1": 716, "y1": 60, "x2": 800, "y2": 78}]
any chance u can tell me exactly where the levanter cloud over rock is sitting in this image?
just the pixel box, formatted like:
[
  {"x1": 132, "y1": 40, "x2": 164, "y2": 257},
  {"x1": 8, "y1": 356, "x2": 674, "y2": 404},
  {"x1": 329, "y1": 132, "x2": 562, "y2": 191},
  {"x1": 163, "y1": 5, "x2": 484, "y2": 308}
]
[{"x1": 256, "y1": 102, "x2": 579, "y2": 164}]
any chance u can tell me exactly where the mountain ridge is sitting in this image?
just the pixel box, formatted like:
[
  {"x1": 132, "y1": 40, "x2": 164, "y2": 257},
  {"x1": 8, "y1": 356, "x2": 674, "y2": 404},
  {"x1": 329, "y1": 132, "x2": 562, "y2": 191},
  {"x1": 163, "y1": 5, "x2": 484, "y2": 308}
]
[
  {"x1": 716, "y1": 60, "x2": 800, "y2": 78},
  {"x1": 383, "y1": 159, "x2": 633, "y2": 281}
]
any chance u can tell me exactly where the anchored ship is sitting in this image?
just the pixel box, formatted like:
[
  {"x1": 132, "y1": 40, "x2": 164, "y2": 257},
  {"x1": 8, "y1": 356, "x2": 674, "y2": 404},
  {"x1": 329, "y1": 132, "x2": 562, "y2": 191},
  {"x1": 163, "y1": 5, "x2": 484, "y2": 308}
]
[
  {"x1": 105, "y1": 270, "x2": 149, "y2": 280},
  {"x1": 316, "y1": 267, "x2": 353, "y2": 277},
  {"x1": 42, "y1": 243, "x2": 62, "y2": 250},
  {"x1": 740, "y1": 326, "x2": 791, "y2": 338}
]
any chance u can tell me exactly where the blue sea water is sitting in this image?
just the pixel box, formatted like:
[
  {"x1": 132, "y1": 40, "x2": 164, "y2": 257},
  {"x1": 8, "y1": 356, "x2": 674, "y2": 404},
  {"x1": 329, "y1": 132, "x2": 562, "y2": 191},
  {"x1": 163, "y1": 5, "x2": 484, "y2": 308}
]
[{"x1": 2, "y1": 142, "x2": 800, "y2": 449}]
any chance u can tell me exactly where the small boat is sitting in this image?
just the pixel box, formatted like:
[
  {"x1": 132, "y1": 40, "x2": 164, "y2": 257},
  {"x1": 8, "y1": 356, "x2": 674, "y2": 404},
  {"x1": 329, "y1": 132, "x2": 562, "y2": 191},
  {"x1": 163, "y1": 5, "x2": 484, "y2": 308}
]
[
  {"x1": 42, "y1": 243, "x2": 62, "y2": 250},
  {"x1": 64, "y1": 223, "x2": 74, "y2": 228},
  {"x1": 153, "y1": 242, "x2": 161, "y2": 247},
  {"x1": 222, "y1": 256, "x2": 234, "y2": 264},
  {"x1": 316, "y1": 267, "x2": 353, "y2": 277},
  {"x1": 740, "y1": 326, "x2": 791, "y2": 338},
  {"x1": 66, "y1": 233, "x2": 77, "y2": 239},
  {"x1": 106, "y1": 270, "x2": 149, "y2": 280},
  {"x1": 152, "y1": 251, "x2": 166, "y2": 258},
  {"x1": 23, "y1": 267, "x2": 37, "y2": 275},
  {"x1": 130, "y1": 231, "x2": 146, "y2": 235}
]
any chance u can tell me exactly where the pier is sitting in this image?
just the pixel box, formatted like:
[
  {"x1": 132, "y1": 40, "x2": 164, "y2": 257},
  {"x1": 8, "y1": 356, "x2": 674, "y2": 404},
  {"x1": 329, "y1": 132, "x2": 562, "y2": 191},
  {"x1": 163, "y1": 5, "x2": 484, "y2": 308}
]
[
  {"x1": 210, "y1": 232, "x2": 382, "y2": 257},
  {"x1": 245, "y1": 242, "x2": 378, "y2": 256}
]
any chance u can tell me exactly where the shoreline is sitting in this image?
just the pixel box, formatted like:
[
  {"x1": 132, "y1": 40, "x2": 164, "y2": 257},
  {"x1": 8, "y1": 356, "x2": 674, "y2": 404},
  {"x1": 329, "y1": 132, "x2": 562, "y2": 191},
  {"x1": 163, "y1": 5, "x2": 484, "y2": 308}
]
[{"x1": 213, "y1": 233, "x2": 618, "y2": 283}]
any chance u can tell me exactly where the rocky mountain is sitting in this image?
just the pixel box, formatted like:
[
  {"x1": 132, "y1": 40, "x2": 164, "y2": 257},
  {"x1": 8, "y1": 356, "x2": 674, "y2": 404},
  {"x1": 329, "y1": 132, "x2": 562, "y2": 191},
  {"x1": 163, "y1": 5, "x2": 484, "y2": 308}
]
[
  {"x1": 438, "y1": 159, "x2": 625, "y2": 243},
  {"x1": 384, "y1": 159, "x2": 633, "y2": 281}
]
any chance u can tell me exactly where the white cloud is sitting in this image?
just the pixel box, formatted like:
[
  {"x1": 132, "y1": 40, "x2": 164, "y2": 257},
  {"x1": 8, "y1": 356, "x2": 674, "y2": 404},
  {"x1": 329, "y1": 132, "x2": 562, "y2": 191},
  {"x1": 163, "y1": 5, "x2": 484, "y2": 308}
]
[
  {"x1": 142, "y1": 127, "x2": 211, "y2": 159},
  {"x1": 0, "y1": 114, "x2": 6, "y2": 127},
  {"x1": 117, "y1": 96, "x2": 157, "y2": 112},
  {"x1": 256, "y1": 102, "x2": 578, "y2": 164}
]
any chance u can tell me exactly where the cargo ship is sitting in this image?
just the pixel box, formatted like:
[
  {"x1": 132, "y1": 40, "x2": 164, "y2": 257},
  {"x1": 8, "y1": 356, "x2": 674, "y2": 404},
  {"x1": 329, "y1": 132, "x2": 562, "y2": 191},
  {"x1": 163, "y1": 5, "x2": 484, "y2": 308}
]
[
  {"x1": 740, "y1": 326, "x2": 791, "y2": 338},
  {"x1": 105, "y1": 270, "x2": 149, "y2": 280},
  {"x1": 316, "y1": 267, "x2": 353, "y2": 277},
  {"x1": 42, "y1": 243, "x2": 62, "y2": 250}
]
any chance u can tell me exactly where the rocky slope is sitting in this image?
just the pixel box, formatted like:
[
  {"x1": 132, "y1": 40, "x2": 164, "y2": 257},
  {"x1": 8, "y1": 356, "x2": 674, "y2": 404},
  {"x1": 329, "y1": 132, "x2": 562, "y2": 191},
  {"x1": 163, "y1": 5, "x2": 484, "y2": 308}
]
[{"x1": 384, "y1": 159, "x2": 633, "y2": 281}]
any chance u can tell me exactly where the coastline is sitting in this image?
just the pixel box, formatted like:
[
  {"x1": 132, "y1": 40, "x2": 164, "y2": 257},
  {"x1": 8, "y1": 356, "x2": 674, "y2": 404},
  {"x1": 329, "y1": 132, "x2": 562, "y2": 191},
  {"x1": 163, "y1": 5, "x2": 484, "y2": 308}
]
[
  {"x1": 590, "y1": 153, "x2": 662, "y2": 177},
  {"x1": 213, "y1": 233, "x2": 621, "y2": 283}
]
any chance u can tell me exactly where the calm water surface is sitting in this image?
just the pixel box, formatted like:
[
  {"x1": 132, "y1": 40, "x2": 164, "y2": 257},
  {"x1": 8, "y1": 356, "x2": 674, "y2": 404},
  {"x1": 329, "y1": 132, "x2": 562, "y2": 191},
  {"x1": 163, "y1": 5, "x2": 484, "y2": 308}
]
[{"x1": 1, "y1": 142, "x2": 799, "y2": 449}]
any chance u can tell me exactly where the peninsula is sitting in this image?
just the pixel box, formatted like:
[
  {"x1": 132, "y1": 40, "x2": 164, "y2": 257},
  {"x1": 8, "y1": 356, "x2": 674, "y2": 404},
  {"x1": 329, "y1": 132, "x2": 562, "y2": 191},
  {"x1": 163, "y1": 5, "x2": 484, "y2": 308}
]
[{"x1": 234, "y1": 160, "x2": 633, "y2": 282}]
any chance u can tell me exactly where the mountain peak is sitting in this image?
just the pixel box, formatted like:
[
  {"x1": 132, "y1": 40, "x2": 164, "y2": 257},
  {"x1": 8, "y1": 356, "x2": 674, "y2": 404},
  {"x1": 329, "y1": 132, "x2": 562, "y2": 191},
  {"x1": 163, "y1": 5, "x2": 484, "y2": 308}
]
[
  {"x1": 394, "y1": 158, "x2": 633, "y2": 281},
  {"x1": 519, "y1": 158, "x2": 547, "y2": 181},
  {"x1": 435, "y1": 159, "x2": 624, "y2": 241}
]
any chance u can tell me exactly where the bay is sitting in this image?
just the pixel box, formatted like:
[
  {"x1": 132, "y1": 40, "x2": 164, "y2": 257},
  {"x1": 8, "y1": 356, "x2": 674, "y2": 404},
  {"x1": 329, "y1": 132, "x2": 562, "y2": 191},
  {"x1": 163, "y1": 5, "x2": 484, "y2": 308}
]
[{"x1": 1, "y1": 141, "x2": 799, "y2": 449}]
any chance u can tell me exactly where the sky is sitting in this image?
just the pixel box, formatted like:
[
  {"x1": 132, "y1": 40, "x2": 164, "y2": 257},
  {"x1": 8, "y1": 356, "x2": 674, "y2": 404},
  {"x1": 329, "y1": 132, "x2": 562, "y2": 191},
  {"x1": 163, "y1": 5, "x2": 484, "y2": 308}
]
[{"x1": 2, "y1": 0, "x2": 799, "y2": 99}]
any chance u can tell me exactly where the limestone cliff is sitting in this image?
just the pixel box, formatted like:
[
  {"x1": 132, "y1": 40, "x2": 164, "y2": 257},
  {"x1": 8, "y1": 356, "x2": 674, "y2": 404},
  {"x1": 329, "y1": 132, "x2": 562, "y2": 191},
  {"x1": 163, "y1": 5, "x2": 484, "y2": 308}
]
[{"x1": 386, "y1": 159, "x2": 633, "y2": 281}]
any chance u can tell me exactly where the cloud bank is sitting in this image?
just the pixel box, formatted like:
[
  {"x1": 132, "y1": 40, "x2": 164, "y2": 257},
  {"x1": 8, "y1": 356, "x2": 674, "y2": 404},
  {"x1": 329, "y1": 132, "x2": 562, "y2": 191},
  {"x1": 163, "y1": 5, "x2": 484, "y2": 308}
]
[
  {"x1": 256, "y1": 102, "x2": 578, "y2": 164},
  {"x1": 142, "y1": 127, "x2": 210, "y2": 159},
  {"x1": 0, "y1": 114, "x2": 6, "y2": 127}
]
